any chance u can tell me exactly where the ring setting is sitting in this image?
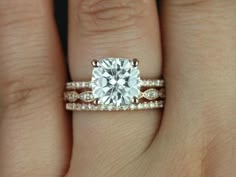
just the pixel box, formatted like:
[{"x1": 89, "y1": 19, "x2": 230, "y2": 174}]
[{"x1": 65, "y1": 57, "x2": 165, "y2": 111}]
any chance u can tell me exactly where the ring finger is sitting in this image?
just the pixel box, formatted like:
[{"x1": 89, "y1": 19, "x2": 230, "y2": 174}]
[{"x1": 68, "y1": 0, "x2": 162, "y2": 176}]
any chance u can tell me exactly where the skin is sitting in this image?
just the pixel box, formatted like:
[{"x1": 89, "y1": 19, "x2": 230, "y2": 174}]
[{"x1": 0, "y1": 0, "x2": 235, "y2": 177}]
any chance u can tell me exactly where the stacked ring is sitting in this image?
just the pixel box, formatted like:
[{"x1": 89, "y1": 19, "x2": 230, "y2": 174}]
[{"x1": 64, "y1": 57, "x2": 165, "y2": 111}]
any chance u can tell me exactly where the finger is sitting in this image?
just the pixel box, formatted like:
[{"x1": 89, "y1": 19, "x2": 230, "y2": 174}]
[
  {"x1": 149, "y1": 1, "x2": 236, "y2": 176},
  {"x1": 0, "y1": 1, "x2": 70, "y2": 176},
  {"x1": 68, "y1": 0, "x2": 162, "y2": 176}
]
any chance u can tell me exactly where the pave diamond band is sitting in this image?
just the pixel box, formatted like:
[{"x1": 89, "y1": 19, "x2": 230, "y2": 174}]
[
  {"x1": 66, "y1": 100, "x2": 164, "y2": 111},
  {"x1": 66, "y1": 79, "x2": 165, "y2": 90},
  {"x1": 64, "y1": 57, "x2": 165, "y2": 111}
]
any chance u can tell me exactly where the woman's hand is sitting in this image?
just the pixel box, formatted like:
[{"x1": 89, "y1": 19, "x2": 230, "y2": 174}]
[{"x1": 0, "y1": 0, "x2": 235, "y2": 177}]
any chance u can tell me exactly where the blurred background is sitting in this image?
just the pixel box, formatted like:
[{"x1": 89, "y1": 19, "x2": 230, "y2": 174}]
[{"x1": 54, "y1": 0, "x2": 160, "y2": 56}]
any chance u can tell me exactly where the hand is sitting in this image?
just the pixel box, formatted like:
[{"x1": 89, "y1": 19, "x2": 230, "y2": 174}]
[{"x1": 0, "y1": 0, "x2": 235, "y2": 177}]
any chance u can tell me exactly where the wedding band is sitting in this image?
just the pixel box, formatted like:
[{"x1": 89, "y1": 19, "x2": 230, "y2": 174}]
[
  {"x1": 66, "y1": 79, "x2": 165, "y2": 90},
  {"x1": 64, "y1": 57, "x2": 165, "y2": 111}
]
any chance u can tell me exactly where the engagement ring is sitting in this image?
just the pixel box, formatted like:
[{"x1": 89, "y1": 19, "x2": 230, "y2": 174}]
[{"x1": 64, "y1": 57, "x2": 165, "y2": 111}]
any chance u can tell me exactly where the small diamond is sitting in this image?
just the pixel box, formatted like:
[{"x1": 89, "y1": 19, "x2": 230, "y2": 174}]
[
  {"x1": 115, "y1": 106, "x2": 120, "y2": 111},
  {"x1": 65, "y1": 91, "x2": 79, "y2": 102},
  {"x1": 142, "y1": 80, "x2": 147, "y2": 86},
  {"x1": 86, "y1": 82, "x2": 91, "y2": 87},
  {"x1": 100, "y1": 105, "x2": 105, "y2": 110},
  {"x1": 152, "y1": 80, "x2": 156, "y2": 86},
  {"x1": 144, "y1": 102, "x2": 149, "y2": 109},
  {"x1": 81, "y1": 104, "x2": 86, "y2": 110},
  {"x1": 79, "y1": 91, "x2": 94, "y2": 102},
  {"x1": 87, "y1": 104, "x2": 93, "y2": 110},
  {"x1": 66, "y1": 103, "x2": 72, "y2": 110},
  {"x1": 74, "y1": 104, "x2": 78, "y2": 110},
  {"x1": 122, "y1": 105, "x2": 129, "y2": 110},
  {"x1": 96, "y1": 105, "x2": 101, "y2": 110},
  {"x1": 72, "y1": 103, "x2": 76, "y2": 109},
  {"x1": 154, "y1": 101, "x2": 159, "y2": 107},
  {"x1": 93, "y1": 106, "x2": 98, "y2": 111},
  {"x1": 146, "y1": 81, "x2": 149, "y2": 86},
  {"x1": 140, "y1": 80, "x2": 143, "y2": 86},
  {"x1": 81, "y1": 82, "x2": 86, "y2": 88},
  {"x1": 150, "y1": 102, "x2": 155, "y2": 108},
  {"x1": 107, "y1": 105, "x2": 113, "y2": 111},
  {"x1": 143, "y1": 88, "x2": 159, "y2": 100},
  {"x1": 130, "y1": 104, "x2": 136, "y2": 110},
  {"x1": 137, "y1": 103, "x2": 143, "y2": 109},
  {"x1": 159, "y1": 101, "x2": 164, "y2": 107},
  {"x1": 151, "y1": 81, "x2": 155, "y2": 86}
]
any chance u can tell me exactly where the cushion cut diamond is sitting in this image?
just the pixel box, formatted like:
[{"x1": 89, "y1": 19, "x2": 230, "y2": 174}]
[{"x1": 91, "y1": 58, "x2": 141, "y2": 106}]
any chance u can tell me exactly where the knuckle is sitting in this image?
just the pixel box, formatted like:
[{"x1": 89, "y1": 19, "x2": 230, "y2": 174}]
[
  {"x1": 75, "y1": 0, "x2": 146, "y2": 35},
  {"x1": 168, "y1": 0, "x2": 210, "y2": 7},
  {"x1": 0, "y1": 1, "x2": 47, "y2": 30},
  {"x1": 167, "y1": 0, "x2": 234, "y2": 9},
  {"x1": 1, "y1": 67, "x2": 62, "y2": 117},
  {"x1": 4, "y1": 79, "x2": 40, "y2": 110}
]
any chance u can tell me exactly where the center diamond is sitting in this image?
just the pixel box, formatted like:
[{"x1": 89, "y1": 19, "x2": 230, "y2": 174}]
[{"x1": 91, "y1": 58, "x2": 141, "y2": 106}]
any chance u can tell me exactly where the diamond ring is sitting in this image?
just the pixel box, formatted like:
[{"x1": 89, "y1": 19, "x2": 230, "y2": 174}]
[{"x1": 65, "y1": 57, "x2": 165, "y2": 111}]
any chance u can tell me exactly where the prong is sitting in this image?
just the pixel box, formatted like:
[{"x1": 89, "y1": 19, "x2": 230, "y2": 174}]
[
  {"x1": 91, "y1": 59, "x2": 99, "y2": 67},
  {"x1": 93, "y1": 99, "x2": 99, "y2": 105},
  {"x1": 132, "y1": 97, "x2": 139, "y2": 104},
  {"x1": 131, "y1": 58, "x2": 139, "y2": 67}
]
